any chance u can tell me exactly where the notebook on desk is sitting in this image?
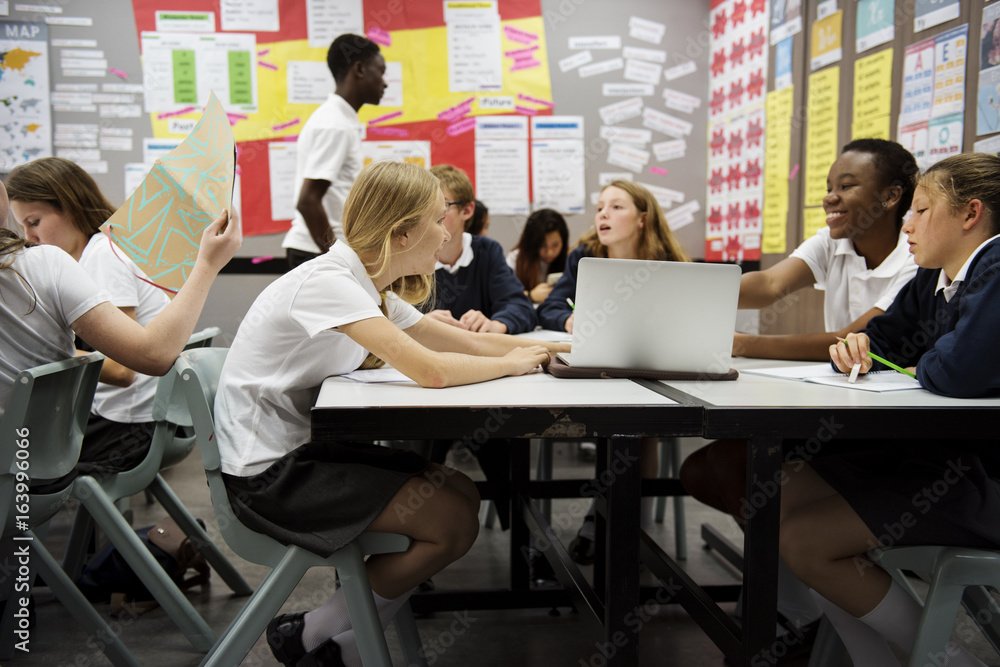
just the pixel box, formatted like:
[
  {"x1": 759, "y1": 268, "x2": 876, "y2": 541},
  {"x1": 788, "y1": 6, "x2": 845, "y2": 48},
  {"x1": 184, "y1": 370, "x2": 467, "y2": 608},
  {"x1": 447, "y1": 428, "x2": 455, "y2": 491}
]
[{"x1": 553, "y1": 257, "x2": 741, "y2": 378}]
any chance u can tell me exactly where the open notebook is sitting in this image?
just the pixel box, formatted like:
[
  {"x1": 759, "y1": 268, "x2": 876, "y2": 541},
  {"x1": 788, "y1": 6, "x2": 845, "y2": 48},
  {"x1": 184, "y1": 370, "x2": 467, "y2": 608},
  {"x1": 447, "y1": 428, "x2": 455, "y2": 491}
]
[{"x1": 741, "y1": 363, "x2": 922, "y2": 392}]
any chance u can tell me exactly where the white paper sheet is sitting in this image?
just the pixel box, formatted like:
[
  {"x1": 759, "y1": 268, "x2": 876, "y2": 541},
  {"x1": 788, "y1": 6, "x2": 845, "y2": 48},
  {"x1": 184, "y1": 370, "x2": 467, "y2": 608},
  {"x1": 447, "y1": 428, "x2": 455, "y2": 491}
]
[
  {"x1": 221, "y1": 0, "x2": 278, "y2": 32},
  {"x1": 532, "y1": 139, "x2": 585, "y2": 214},
  {"x1": 475, "y1": 139, "x2": 529, "y2": 215},
  {"x1": 306, "y1": 0, "x2": 363, "y2": 48},
  {"x1": 287, "y1": 60, "x2": 335, "y2": 105},
  {"x1": 445, "y1": 0, "x2": 502, "y2": 92},
  {"x1": 268, "y1": 141, "x2": 298, "y2": 220}
]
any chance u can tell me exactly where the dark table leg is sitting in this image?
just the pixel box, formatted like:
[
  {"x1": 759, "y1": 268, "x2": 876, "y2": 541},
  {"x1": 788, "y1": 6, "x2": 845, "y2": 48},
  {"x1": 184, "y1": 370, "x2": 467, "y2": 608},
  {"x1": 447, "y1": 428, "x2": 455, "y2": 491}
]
[
  {"x1": 740, "y1": 434, "x2": 782, "y2": 666},
  {"x1": 603, "y1": 436, "x2": 642, "y2": 666},
  {"x1": 510, "y1": 438, "x2": 530, "y2": 589}
]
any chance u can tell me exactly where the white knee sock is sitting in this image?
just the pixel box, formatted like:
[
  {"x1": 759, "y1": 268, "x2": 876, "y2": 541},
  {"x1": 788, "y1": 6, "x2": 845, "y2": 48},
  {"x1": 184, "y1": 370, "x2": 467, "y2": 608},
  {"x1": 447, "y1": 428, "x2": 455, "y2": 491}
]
[
  {"x1": 776, "y1": 559, "x2": 822, "y2": 629},
  {"x1": 333, "y1": 629, "x2": 362, "y2": 667},
  {"x1": 304, "y1": 586, "x2": 414, "y2": 652},
  {"x1": 860, "y1": 580, "x2": 987, "y2": 667},
  {"x1": 811, "y1": 590, "x2": 901, "y2": 667}
]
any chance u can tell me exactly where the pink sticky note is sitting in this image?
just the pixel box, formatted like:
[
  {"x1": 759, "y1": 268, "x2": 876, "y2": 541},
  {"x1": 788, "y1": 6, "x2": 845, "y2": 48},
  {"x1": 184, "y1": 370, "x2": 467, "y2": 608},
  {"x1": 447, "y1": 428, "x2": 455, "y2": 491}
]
[
  {"x1": 367, "y1": 26, "x2": 392, "y2": 47},
  {"x1": 251, "y1": 256, "x2": 274, "y2": 264},
  {"x1": 272, "y1": 118, "x2": 301, "y2": 131},
  {"x1": 650, "y1": 166, "x2": 668, "y2": 175},
  {"x1": 504, "y1": 44, "x2": 539, "y2": 59},
  {"x1": 437, "y1": 97, "x2": 475, "y2": 122},
  {"x1": 257, "y1": 48, "x2": 270, "y2": 56},
  {"x1": 514, "y1": 105, "x2": 538, "y2": 116},
  {"x1": 504, "y1": 25, "x2": 538, "y2": 44},
  {"x1": 516, "y1": 93, "x2": 555, "y2": 109},
  {"x1": 789, "y1": 164, "x2": 800, "y2": 180},
  {"x1": 156, "y1": 106, "x2": 197, "y2": 120},
  {"x1": 108, "y1": 67, "x2": 128, "y2": 80},
  {"x1": 258, "y1": 60, "x2": 278, "y2": 71},
  {"x1": 369, "y1": 126, "x2": 410, "y2": 137},
  {"x1": 446, "y1": 117, "x2": 476, "y2": 136},
  {"x1": 510, "y1": 58, "x2": 541, "y2": 72},
  {"x1": 368, "y1": 110, "x2": 403, "y2": 126}
]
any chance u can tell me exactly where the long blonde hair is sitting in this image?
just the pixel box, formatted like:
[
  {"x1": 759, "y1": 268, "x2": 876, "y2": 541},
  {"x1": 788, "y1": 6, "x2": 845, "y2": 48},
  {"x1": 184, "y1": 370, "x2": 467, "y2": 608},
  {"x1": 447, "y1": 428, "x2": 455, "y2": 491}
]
[
  {"x1": 578, "y1": 180, "x2": 691, "y2": 262},
  {"x1": 343, "y1": 161, "x2": 440, "y2": 306}
]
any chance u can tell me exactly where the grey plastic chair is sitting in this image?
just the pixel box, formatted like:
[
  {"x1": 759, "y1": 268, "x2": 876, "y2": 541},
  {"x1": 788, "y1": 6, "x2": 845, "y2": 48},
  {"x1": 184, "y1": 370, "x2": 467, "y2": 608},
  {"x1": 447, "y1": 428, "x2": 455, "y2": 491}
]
[
  {"x1": 174, "y1": 348, "x2": 427, "y2": 667},
  {"x1": 654, "y1": 437, "x2": 688, "y2": 559},
  {"x1": 0, "y1": 353, "x2": 139, "y2": 666},
  {"x1": 60, "y1": 328, "x2": 250, "y2": 653},
  {"x1": 873, "y1": 546, "x2": 1000, "y2": 667}
]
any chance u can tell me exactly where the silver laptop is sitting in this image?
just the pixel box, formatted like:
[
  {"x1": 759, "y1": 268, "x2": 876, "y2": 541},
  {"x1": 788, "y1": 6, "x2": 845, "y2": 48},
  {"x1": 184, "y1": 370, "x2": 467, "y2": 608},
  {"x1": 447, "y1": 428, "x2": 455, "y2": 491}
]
[{"x1": 557, "y1": 258, "x2": 741, "y2": 373}]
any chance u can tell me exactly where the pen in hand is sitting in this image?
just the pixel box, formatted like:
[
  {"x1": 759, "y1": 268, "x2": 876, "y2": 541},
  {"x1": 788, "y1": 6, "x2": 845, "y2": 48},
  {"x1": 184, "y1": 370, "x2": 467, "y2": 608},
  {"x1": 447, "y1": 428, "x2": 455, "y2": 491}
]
[{"x1": 566, "y1": 298, "x2": 575, "y2": 310}]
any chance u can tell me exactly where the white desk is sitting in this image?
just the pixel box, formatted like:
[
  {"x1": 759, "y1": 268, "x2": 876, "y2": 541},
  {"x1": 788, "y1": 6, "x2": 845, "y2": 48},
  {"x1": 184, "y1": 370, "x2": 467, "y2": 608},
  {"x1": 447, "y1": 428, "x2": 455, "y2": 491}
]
[
  {"x1": 312, "y1": 370, "x2": 702, "y2": 667},
  {"x1": 640, "y1": 357, "x2": 1000, "y2": 666}
]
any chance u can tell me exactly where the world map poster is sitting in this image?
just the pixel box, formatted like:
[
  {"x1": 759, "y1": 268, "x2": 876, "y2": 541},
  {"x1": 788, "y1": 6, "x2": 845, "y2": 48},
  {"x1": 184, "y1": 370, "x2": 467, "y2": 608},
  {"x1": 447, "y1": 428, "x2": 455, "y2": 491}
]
[{"x1": 0, "y1": 21, "x2": 52, "y2": 172}]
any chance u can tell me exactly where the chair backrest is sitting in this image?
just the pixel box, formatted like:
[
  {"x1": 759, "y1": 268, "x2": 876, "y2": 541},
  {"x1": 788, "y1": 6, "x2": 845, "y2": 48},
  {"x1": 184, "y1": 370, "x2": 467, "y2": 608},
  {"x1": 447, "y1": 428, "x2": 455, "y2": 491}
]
[
  {"x1": 0, "y1": 353, "x2": 104, "y2": 528},
  {"x1": 175, "y1": 348, "x2": 291, "y2": 566},
  {"x1": 185, "y1": 326, "x2": 222, "y2": 350}
]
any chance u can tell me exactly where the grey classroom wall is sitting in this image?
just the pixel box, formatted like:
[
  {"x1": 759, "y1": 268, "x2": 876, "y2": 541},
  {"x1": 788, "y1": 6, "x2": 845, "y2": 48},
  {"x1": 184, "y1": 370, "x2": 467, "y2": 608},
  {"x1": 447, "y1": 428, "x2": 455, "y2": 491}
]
[{"x1": 2, "y1": 0, "x2": 711, "y2": 342}]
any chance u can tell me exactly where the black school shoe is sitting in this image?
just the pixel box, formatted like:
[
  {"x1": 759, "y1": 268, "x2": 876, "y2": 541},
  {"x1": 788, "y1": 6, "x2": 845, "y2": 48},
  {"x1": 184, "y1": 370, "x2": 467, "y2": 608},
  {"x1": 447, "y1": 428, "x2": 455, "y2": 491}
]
[{"x1": 266, "y1": 612, "x2": 346, "y2": 667}]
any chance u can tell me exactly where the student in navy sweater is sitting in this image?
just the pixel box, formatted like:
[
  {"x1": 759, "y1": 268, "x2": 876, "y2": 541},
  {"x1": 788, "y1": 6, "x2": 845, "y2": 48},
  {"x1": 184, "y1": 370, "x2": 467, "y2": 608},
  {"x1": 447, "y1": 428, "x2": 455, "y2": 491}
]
[
  {"x1": 424, "y1": 164, "x2": 537, "y2": 334},
  {"x1": 784, "y1": 153, "x2": 1000, "y2": 667}
]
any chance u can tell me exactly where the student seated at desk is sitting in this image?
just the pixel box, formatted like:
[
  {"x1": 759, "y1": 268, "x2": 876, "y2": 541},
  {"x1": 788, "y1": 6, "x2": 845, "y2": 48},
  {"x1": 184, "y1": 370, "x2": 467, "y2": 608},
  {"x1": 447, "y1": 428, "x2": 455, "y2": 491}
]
[
  {"x1": 6, "y1": 158, "x2": 171, "y2": 491},
  {"x1": 423, "y1": 164, "x2": 537, "y2": 334},
  {"x1": 507, "y1": 208, "x2": 569, "y2": 304},
  {"x1": 0, "y1": 179, "x2": 240, "y2": 451},
  {"x1": 733, "y1": 138, "x2": 919, "y2": 361},
  {"x1": 681, "y1": 139, "x2": 920, "y2": 639},
  {"x1": 536, "y1": 180, "x2": 690, "y2": 564},
  {"x1": 213, "y1": 162, "x2": 568, "y2": 667},
  {"x1": 785, "y1": 153, "x2": 1000, "y2": 667}
]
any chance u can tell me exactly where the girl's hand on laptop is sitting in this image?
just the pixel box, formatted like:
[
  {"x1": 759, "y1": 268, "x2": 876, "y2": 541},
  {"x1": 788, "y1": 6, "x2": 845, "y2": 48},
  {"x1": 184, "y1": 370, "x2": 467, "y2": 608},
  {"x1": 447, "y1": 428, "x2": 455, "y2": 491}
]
[
  {"x1": 504, "y1": 345, "x2": 551, "y2": 375},
  {"x1": 564, "y1": 314, "x2": 574, "y2": 334},
  {"x1": 426, "y1": 309, "x2": 468, "y2": 329}
]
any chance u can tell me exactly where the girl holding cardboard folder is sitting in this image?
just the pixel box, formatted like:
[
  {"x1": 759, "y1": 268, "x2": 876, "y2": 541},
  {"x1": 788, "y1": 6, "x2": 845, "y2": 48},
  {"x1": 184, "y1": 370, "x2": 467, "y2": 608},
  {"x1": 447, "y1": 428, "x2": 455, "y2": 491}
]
[{"x1": 784, "y1": 153, "x2": 1000, "y2": 667}]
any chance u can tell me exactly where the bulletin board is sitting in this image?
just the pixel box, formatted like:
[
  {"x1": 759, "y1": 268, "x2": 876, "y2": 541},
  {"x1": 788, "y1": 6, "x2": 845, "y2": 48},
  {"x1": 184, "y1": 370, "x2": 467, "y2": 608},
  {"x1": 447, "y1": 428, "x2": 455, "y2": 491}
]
[{"x1": 0, "y1": 0, "x2": 712, "y2": 261}]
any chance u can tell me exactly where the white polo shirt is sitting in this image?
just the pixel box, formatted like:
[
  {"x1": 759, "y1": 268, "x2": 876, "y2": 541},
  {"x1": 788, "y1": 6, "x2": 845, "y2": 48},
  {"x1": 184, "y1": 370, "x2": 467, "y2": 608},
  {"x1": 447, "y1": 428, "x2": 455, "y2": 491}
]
[
  {"x1": 282, "y1": 93, "x2": 364, "y2": 253},
  {"x1": 215, "y1": 242, "x2": 424, "y2": 476},
  {"x1": 79, "y1": 233, "x2": 169, "y2": 423},
  {"x1": 790, "y1": 227, "x2": 918, "y2": 331}
]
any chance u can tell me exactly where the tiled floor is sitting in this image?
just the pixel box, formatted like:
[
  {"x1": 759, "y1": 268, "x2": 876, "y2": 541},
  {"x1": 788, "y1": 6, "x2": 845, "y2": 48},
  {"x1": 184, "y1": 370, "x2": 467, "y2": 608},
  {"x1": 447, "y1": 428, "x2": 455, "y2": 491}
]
[{"x1": 13, "y1": 439, "x2": 998, "y2": 666}]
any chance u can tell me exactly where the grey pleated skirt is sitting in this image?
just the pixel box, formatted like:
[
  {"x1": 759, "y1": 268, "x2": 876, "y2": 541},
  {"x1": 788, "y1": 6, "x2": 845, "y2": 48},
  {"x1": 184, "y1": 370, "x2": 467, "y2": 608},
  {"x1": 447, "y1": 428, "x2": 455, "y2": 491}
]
[{"x1": 222, "y1": 440, "x2": 427, "y2": 557}]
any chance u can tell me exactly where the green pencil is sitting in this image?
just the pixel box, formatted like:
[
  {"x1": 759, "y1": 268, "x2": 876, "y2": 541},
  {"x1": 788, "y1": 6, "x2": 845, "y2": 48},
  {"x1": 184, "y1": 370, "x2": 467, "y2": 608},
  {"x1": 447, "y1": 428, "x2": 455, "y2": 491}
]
[{"x1": 866, "y1": 351, "x2": 917, "y2": 379}]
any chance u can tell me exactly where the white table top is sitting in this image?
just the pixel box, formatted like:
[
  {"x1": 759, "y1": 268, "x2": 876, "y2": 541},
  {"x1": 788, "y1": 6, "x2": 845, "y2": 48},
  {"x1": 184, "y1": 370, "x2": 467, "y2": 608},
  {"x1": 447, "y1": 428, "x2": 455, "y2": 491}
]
[
  {"x1": 316, "y1": 369, "x2": 679, "y2": 408},
  {"x1": 659, "y1": 358, "x2": 1000, "y2": 408}
]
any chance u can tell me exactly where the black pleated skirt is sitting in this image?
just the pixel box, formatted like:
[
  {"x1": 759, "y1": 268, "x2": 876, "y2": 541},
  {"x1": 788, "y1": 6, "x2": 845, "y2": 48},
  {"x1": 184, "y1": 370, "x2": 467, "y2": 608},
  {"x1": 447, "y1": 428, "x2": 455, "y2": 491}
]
[
  {"x1": 222, "y1": 440, "x2": 427, "y2": 557},
  {"x1": 810, "y1": 442, "x2": 1000, "y2": 550}
]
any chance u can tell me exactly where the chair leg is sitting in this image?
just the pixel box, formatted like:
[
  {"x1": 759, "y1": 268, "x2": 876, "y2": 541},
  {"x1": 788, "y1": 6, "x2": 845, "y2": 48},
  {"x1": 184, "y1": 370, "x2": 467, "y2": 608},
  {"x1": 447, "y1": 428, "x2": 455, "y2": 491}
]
[
  {"x1": 25, "y1": 533, "x2": 140, "y2": 666},
  {"x1": 806, "y1": 615, "x2": 846, "y2": 667},
  {"x1": 74, "y1": 477, "x2": 215, "y2": 652},
  {"x1": 62, "y1": 504, "x2": 97, "y2": 581},
  {"x1": 200, "y1": 549, "x2": 313, "y2": 667},
  {"x1": 654, "y1": 439, "x2": 669, "y2": 524},
  {"x1": 147, "y1": 474, "x2": 253, "y2": 596},
  {"x1": 393, "y1": 602, "x2": 428, "y2": 667},
  {"x1": 535, "y1": 439, "x2": 553, "y2": 522},
  {"x1": 336, "y1": 543, "x2": 393, "y2": 667},
  {"x1": 481, "y1": 500, "x2": 498, "y2": 528},
  {"x1": 907, "y1": 579, "x2": 966, "y2": 667}
]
